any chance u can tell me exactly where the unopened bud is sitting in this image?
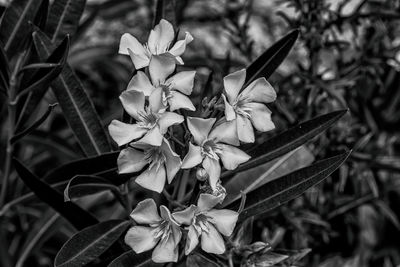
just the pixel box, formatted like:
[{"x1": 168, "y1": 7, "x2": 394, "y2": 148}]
[{"x1": 196, "y1": 167, "x2": 208, "y2": 181}]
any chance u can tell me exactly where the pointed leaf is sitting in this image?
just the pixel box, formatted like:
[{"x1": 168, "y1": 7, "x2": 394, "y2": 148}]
[
  {"x1": 46, "y1": 0, "x2": 86, "y2": 43},
  {"x1": 108, "y1": 251, "x2": 160, "y2": 267},
  {"x1": 0, "y1": 0, "x2": 43, "y2": 58},
  {"x1": 33, "y1": 0, "x2": 49, "y2": 30},
  {"x1": 227, "y1": 152, "x2": 351, "y2": 222},
  {"x1": 223, "y1": 146, "x2": 314, "y2": 206},
  {"x1": 64, "y1": 175, "x2": 121, "y2": 202},
  {"x1": 32, "y1": 30, "x2": 112, "y2": 156},
  {"x1": 55, "y1": 220, "x2": 131, "y2": 267},
  {"x1": 17, "y1": 34, "x2": 69, "y2": 98},
  {"x1": 0, "y1": 43, "x2": 9, "y2": 92},
  {"x1": 243, "y1": 29, "x2": 299, "y2": 87},
  {"x1": 221, "y1": 110, "x2": 348, "y2": 180},
  {"x1": 153, "y1": 0, "x2": 176, "y2": 28},
  {"x1": 13, "y1": 158, "x2": 98, "y2": 229}
]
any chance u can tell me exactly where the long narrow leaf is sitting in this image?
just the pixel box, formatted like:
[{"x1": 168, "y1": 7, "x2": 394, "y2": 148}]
[
  {"x1": 46, "y1": 0, "x2": 86, "y2": 43},
  {"x1": 0, "y1": 0, "x2": 43, "y2": 58},
  {"x1": 221, "y1": 110, "x2": 348, "y2": 180},
  {"x1": 243, "y1": 29, "x2": 299, "y2": 87},
  {"x1": 55, "y1": 220, "x2": 131, "y2": 267},
  {"x1": 227, "y1": 151, "x2": 351, "y2": 222},
  {"x1": 107, "y1": 251, "x2": 159, "y2": 267},
  {"x1": 13, "y1": 158, "x2": 98, "y2": 229},
  {"x1": 33, "y1": 30, "x2": 112, "y2": 156},
  {"x1": 0, "y1": 43, "x2": 9, "y2": 92}
]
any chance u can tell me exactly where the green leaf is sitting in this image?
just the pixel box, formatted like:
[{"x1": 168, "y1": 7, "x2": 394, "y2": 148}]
[
  {"x1": 64, "y1": 175, "x2": 122, "y2": 202},
  {"x1": 223, "y1": 146, "x2": 314, "y2": 206},
  {"x1": 33, "y1": 0, "x2": 49, "y2": 30},
  {"x1": 0, "y1": 43, "x2": 10, "y2": 93},
  {"x1": 43, "y1": 152, "x2": 120, "y2": 184},
  {"x1": 0, "y1": 0, "x2": 43, "y2": 58},
  {"x1": 221, "y1": 109, "x2": 348, "y2": 180},
  {"x1": 17, "y1": 34, "x2": 69, "y2": 99},
  {"x1": 32, "y1": 30, "x2": 113, "y2": 156},
  {"x1": 46, "y1": 0, "x2": 86, "y2": 43},
  {"x1": 243, "y1": 29, "x2": 299, "y2": 87},
  {"x1": 108, "y1": 251, "x2": 160, "y2": 267},
  {"x1": 55, "y1": 220, "x2": 131, "y2": 267},
  {"x1": 13, "y1": 158, "x2": 98, "y2": 229},
  {"x1": 227, "y1": 151, "x2": 351, "y2": 222},
  {"x1": 11, "y1": 103, "x2": 57, "y2": 144},
  {"x1": 153, "y1": 0, "x2": 176, "y2": 28}
]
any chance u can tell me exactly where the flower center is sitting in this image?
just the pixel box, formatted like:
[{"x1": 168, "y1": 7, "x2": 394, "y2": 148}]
[
  {"x1": 137, "y1": 108, "x2": 159, "y2": 129},
  {"x1": 201, "y1": 139, "x2": 221, "y2": 160},
  {"x1": 193, "y1": 213, "x2": 212, "y2": 234},
  {"x1": 144, "y1": 147, "x2": 166, "y2": 171},
  {"x1": 153, "y1": 220, "x2": 172, "y2": 241},
  {"x1": 159, "y1": 84, "x2": 173, "y2": 105},
  {"x1": 233, "y1": 98, "x2": 251, "y2": 118}
]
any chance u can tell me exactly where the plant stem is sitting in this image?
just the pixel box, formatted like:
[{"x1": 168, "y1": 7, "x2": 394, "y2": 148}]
[{"x1": 0, "y1": 54, "x2": 24, "y2": 207}]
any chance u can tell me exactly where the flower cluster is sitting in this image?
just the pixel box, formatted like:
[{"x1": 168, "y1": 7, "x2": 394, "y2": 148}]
[{"x1": 110, "y1": 19, "x2": 277, "y2": 263}]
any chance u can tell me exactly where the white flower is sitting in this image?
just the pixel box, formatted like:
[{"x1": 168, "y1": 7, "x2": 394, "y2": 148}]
[
  {"x1": 118, "y1": 138, "x2": 181, "y2": 193},
  {"x1": 108, "y1": 90, "x2": 184, "y2": 147},
  {"x1": 222, "y1": 69, "x2": 277, "y2": 143},
  {"x1": 181, "y1": 117, "x2": 250, "y2": 189},
  {"x1": 119, "y1": 19, "x2": 193, "y2": 69},
  {"x1": 173, "y1": 194, "x2": 238, "y2": 255},
  {"x1": 127, "y1": 56, "x2": 196, "y2": 111},
  {"x1": 125, "y1": 199, "x2": 182, "y2": 263}
]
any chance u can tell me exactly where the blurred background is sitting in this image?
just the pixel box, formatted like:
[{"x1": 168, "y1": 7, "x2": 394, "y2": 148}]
[{"x1": 1, "y1": 0, "x2": 400, "y2": 266}]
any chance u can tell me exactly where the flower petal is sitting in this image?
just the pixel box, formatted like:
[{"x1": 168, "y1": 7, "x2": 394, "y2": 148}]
[
  {"x1": 149, "y1": 86, "x2": 165, "y2": 113},
  {"x1": 222, "y1": 94, "x2": 236, "y2": 121},
  {"x1": 197, "y1": 193, "x2": 222, "y2": 211},
  {"x1": 127, "y1": 48, "x2": 150, "y2": 69},
  {"x1": 172, "y1": 205, "x2": 197, "y2": 225},
  {"x1": 108, "y1": 120, "x2": 147, "y2": 146},
  {"x1": 239, "y1": 77, "x2": 277, "y2": 104},
  {"x1": 147, "y1": 19, "x2": 175, "y2": 54},
  {"x1": 138, "y1": 127, "x2": 164, "y2": 146},
  {"x1": 205, "y1": 209, "x2": 239, "y2": 236},
  {"x1": 152, "y1": 233, "x2": 179, "y2": 263},
  {"x1": 185, "y1": 225, "x2": 200, "y2": 255},
  {"x1": 127, "y1": 71, "x2": 155, "y2": 96},
  {"x1": 236, "y1": 115, "x2": 254, "y2": 143},
  {"x1": 202, "y1": 157, "x2": 221, "y2": 190},
  {"x1": 200, "y1": 224, "x2": 225, "y2": 254},
  {"x1": 187, "y1": 117, "x2": 215, "y2": 145},
  {"x1": 168, "y1": 32, "x2": 194, "y2": 57},
  {"x1": 244, "y1": 102, "x2": 275, "y2": 132},
  {"x1": 223, "y1": 69, "x2": 246, "y2": 103},
  {"x1": 119, "y1": 33, "x2": 147, "y2": 56},
  {"x1": 181, "y1": 143, "x2": 203, "y2": 169},
  {"x1": 130, "y1": 198, "x2": 162, "y2": 224},
  {"x1": 209, "y1": 119, "x2": 239, "y2": 146},
  {"x1": 135, "y1": 165, "x2": 166, "y2": 193},
  {"x1": 149, "y1": 55, "x2": 175, "y2": 86},
  {"x1": 158, "y1": 112, "x2": 184, "y2": 134},
  {"x1": 117, "y1": 147, "x2": 147, "y2": 174},
  {"x1": 217, "y1": 144, "x2": 251, "y2": 170},
  {"x1": 119, "y1": 90, "x2": 146, "y2": 120},
  {"x1": 161, "y1": 139, "x2": 182, "y2": 183},
  {"x1": 168, "y1": 91, "x2": 196, "y2": 111},
  {"x1": 168, "y1": 70, "x2": 196, "y2": 95},
  {"x1": 124, "y1": 226, "x2": 159, "y2": 253}
]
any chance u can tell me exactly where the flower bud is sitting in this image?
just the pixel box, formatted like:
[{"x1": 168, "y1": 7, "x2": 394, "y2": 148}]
[{"x1": 196, "y1": 167, "x2": 208, "y2": 181}]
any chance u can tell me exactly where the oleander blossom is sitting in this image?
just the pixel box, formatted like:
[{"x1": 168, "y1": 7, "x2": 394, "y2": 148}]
[
  {"x1": 172, "y1": 193, "x2": 239, "y2": 255},
  {"x1": 222, "y1": 69, "x2": 277, "y2": 143},
  {"x1": 127, "y1": 55, "x2": 196, "y2": 111},
  {"x1": 119, "y1": 19, "x2": 193, "y2": 69},
  {"x1": 118, "y1": 138, "x2": 181, "y2": 193},
  {"x1": 125, "y1": 199, "x2": 182, "y2": 263},
  {"x1": 108, "y1": 90, "x2": 183, "y2": 147},
  {"x1": 181, "y1": 117, "x2": 251, "y2": 189}
]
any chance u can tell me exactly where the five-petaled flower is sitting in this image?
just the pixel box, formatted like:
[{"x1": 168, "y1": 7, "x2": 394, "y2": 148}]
[
  {"x1": 119, "y1": 19, "x2": 193, "y2": 69},
  {"x1": 128, "y1": 56, "x2": 196, "y2": 111},
  {"x1": 173, "y1": 193, "x2": 239, "y2": 255},
  {"x1": 125, "y1": 199, "x2": 182, "y2": 263},
  {"x1": 118, "y1": 139, "x2": 181, "y2": 193},
  {"x1": 108, "y1": 90, "x2": 183, "y2": 147},
  {"x1": 222, "y1": 69, "x2": 277, "y2": 143},
  {"x1": 181, "y1": 117, "x2": 251, "y2": 189}
]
